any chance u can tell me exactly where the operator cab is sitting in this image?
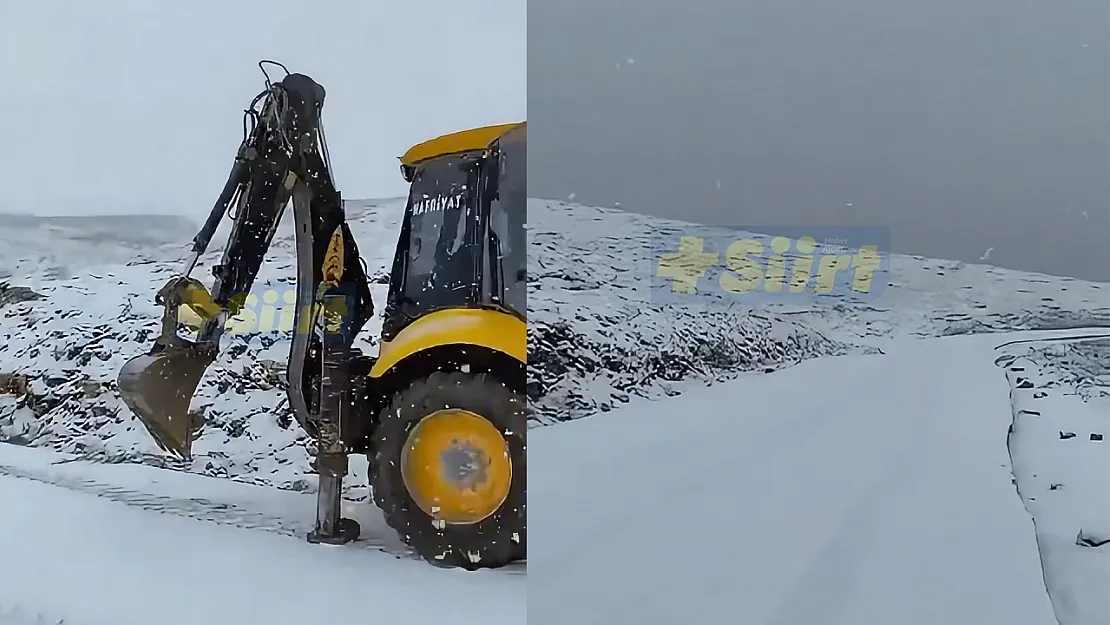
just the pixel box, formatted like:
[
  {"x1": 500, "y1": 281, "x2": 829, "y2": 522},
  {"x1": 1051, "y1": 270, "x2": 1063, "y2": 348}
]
[{"x1": 384, "y1": 123, "x2": 526, "y2": 340}]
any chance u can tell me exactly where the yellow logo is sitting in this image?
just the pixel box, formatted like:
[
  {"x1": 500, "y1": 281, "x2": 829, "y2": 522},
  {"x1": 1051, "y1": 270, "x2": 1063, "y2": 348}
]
[
  {"x1": 177, "y1": 287, "x2": 350, "y2": 336},
  {"x1": 654, "y1": 229, "x2": 888, "y2": 301},
  {"x1": 656, "y1": 237, "x2": 719, "y2": 294}
]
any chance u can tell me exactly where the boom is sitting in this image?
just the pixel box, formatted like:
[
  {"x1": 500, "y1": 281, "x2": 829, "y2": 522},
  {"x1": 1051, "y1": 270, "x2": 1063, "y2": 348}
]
[{"x1": 117, "y1": 62, "x2": 373, "y2": 458}]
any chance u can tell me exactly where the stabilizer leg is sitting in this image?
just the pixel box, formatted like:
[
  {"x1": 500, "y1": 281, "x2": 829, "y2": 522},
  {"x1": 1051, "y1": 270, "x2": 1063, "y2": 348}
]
[
  {"x1": 307, "y1": 450, "x2": 359, "y2": 544},
  {"x1": 307, "y1": 293, "x2": 360, "y2": 545}
]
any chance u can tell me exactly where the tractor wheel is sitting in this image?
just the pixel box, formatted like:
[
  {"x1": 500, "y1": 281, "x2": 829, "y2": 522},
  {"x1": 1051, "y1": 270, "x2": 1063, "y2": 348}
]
[{"x1": 371, "y1": 370, "x2": 526, "y2": 569}]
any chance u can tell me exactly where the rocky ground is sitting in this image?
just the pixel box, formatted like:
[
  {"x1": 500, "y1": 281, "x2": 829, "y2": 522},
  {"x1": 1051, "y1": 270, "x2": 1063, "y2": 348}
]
[
  {"x1": 1, "y1": 200, "x2": 1106, "y2": 488},
  {"x1": 0, "y1": 200, "x2": 859, "y2": 488}
]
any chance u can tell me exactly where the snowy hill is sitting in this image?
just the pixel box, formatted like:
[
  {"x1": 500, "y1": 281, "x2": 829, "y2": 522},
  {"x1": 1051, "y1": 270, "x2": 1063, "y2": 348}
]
[
  {"x1": 1, "y1": 199, "x2": 1107, "y2": 491},
  {"x1": 0, "y1": 199, "x2": 836, "y2": 487},
  {"x1": 0, "y1": 212, "x2": 197, "y2": 281},
  {"x1": 2, "y1": 199, "x2": 1108, "y2": 624}
]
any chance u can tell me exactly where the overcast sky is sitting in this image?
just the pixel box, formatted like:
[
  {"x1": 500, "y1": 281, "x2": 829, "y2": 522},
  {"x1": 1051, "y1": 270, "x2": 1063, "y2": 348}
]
[
  {"x1": 529, "y1": 0, "x2": 1109, "y2": 281},
  {"x1": 0, "y1": 0, "x2": 525, "y2": 219}
]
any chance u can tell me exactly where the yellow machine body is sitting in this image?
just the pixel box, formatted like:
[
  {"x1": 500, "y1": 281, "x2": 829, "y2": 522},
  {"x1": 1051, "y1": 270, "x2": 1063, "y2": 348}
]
[{"x1": 370, "y1": 307, "x2": 526, "y2": 378}]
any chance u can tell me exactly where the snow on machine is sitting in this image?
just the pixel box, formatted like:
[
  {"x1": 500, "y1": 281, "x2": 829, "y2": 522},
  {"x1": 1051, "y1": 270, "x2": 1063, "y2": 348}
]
[{"x1": 116, "y1": 61, "x2": 526, "y2": 569}]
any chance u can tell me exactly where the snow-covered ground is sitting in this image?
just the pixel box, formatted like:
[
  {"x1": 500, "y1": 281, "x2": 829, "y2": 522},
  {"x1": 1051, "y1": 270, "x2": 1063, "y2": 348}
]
[
  {"x1": 996, "y1": 335, "x2": 1110, "y2": 625},
  {"x1": 0, "y1": 201, "x2": 400, "y2": 489},
  {"x1": 526, "y1": 201, "x2": 1107, "y2": 625},
  {"x1": 2, "y1": 199, "x2": 1109, "y2": 624},
  {"x1": 528, "y1": 328, "x2": 1110, "y2": 625},
  {"x1": 0, "y1": 199, "x2": 855, "y2": 487},
  {"x1": 0, "y1": 443, "x2": 525, "y2": 625},
  {"x1": 528, "y1": 201, "x2": 1108, "y2": 419}
]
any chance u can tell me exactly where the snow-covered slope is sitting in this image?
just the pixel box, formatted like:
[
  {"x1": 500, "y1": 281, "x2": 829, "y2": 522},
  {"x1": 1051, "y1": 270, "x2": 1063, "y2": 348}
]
[
  {"x1": 0, "y1": 199, "x2": 847, "y2": 487},
  {"x1": 996, "y1": 334, "x2": 1110, "y2": 625},
  {"x1": 0, "y1": 212, "x2": 197, "y2": 281},
  {"x1": 1, "y1": 199, "x2": 1107, "y2": 490},
  {"x1": 1, "y1": 200, "x2": 398, "y2": 490},
  {"x1": 527, "y1": 201, "x2": 1108, "y2": 418},
  {"x1": 2, "y1": 199, "x2": 1108, "y2": 624}
]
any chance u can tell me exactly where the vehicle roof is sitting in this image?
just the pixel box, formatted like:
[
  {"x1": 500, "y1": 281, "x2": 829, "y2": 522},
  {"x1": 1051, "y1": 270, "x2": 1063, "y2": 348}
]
[{"x1": 399, "y1": 122, "x2": 526, "y2": 167}]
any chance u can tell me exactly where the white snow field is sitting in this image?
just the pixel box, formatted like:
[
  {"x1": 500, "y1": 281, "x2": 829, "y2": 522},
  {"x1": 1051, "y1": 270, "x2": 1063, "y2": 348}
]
[
  {"x1": 0, "y1": 443, "x2": 525, "y2": 625},
  {"x1": 529, "y1": 328, "x2": 1108, "y2": 625},
  {"x1": 2, "y1": 199, "x2": 1109, "y2": 624}
]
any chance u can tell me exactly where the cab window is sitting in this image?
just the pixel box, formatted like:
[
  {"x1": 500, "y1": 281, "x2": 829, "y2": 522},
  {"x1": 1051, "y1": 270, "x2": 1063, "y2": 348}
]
[{"x1": 488, "y1": 126, "x2": 526, "y2": 317}]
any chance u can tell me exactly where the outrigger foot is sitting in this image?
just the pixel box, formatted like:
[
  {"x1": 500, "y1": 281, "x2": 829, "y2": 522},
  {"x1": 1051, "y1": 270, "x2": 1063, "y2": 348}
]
[{"x1": 307, "y1": 454, "x2": 360, "y2": 545}]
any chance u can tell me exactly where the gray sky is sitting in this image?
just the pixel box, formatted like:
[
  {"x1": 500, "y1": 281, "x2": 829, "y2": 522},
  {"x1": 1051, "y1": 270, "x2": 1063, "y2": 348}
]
[
  {"x1": 529, "y1": 0, "x2": 1110, "y2": 281},
  {"x1": 0, "y1": 0, "x2": 525, "y2": 219}
]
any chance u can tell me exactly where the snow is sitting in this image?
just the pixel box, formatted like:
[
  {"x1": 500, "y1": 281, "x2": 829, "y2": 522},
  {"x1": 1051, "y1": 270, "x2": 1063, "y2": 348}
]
[
  {"x1": 0, "y1": 201, "x2": 400, "y2": 488},
  {"x1": 529, "y1": 328, "x2": 1107, "y2": 625},
  {"x1": 997, "y1": 335, "x2": 1110, "y2": 625},
  {"x1": 0, "y1": 199, "x2": 851, "y2": 486},
  {"x1": 2, "y1": 198, "x2": 1109, "y2": 623},
  {"x1": 3, "y1": 201, "x2": 1106, "y2": 484},
  {"x1": 0, "y1": 442, "x2": 525, "y2": 625}
]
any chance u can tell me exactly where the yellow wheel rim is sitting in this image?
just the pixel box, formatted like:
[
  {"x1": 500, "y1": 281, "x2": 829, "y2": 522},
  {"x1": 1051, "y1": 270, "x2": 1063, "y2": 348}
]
[{"x1": 400, "y1": 409, "x2": 513, "y2": 525}]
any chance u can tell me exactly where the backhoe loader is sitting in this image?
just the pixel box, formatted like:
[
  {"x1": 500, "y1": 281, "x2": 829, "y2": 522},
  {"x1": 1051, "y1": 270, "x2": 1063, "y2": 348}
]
[{"x1": 117, "y1": 62, "x2": 526, "y2": 569}]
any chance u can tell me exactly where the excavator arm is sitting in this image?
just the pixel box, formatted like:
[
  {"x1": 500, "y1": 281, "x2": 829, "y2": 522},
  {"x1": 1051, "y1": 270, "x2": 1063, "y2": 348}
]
[{"x1": 117, "y1": 62, "x2": 373, "y2": 459}]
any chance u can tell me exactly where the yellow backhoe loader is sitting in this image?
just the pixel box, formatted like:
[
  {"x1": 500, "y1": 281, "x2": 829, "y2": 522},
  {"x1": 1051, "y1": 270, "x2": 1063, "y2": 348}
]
[{"x1": 117, "y1": 61, "x2": 526, "y2": 569}]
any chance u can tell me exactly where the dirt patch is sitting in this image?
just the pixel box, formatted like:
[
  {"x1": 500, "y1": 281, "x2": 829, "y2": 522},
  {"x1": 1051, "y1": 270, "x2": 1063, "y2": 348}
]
[
  {"x1": 0, "y1": 372, "x2": 29, "y2": 396},
  {"x1": 0, "y1": 282, "x2": 42, "y2": 309}
]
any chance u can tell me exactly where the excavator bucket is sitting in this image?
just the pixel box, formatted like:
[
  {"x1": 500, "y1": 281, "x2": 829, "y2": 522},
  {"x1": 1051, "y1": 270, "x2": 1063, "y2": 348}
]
[
  {"x1": 117, "y1": 346, "x2": 213, "y2": 459},
  {"x1": 117, "y1": 276, "x2": 222, "y2": 460}
]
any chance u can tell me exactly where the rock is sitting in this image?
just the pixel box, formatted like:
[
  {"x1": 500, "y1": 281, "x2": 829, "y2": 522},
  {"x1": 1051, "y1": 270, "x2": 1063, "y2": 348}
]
[
  {"x1": 0, "y1": 282, "x2": 42, "y2": 308},
  {"x1": 1076, "y1": 529, "x2": 1110, "y2": 548},
  {"x1": 0, "y1": 372, "x2": 28, "y2": 396}
]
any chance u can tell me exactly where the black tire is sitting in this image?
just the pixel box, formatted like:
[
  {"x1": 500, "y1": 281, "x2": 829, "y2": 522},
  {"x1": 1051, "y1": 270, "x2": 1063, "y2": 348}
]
[{"x1": 371, "y1": 370, "x2": 526, "y2": 569}]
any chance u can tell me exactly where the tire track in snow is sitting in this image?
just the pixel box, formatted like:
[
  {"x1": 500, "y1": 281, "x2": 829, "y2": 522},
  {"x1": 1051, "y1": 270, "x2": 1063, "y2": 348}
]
[
  {"x1": 0, "y1": 460, "x2": 415, "y2": 560},
  {"x1": 546, "y1": 384, "x2": 847, "y2": 561},
  {"x1": 762, "y1": 351, "x2": 930, "y2": 625},
  {"x1": 766, "y1": 413, "x2": 924, "y2": 625}
]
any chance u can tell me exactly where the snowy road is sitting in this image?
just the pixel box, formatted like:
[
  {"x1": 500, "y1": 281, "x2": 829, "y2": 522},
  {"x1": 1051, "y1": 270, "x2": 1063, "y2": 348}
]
[
  {"x1": 2, "y1": 330, "x2": 1105, "y2": 625},
  {"x1": 0, "y1": 443, "x2": 525, "y2": 625},
  {"x1": 529, "y1": 330, "x2": 1108, "y2": 625}
]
